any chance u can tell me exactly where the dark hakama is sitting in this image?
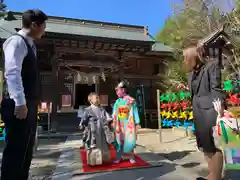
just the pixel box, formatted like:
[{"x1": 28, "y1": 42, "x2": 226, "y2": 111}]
[{"x1": 82, "y1": 106, "x2": 114, "y2": 165}]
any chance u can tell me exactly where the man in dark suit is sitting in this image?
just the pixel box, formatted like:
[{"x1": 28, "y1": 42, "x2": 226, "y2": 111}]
[{"x1": 1, "y1": 10, "x2": 47, "y2": 180}]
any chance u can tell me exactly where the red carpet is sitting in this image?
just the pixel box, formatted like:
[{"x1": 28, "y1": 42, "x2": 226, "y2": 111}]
[{"x1": 79, "y1": 146, "x2": 150, "y2": 173}]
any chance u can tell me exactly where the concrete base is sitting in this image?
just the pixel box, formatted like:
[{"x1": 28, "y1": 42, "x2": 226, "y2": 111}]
[{"x1": 38, "y1": 132, "x2": 83, "y2": 139}]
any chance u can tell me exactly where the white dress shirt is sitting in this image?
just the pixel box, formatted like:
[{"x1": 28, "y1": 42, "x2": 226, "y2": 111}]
[{"x1": 3, "y1": 29, "x2": 36, "y2": 106}]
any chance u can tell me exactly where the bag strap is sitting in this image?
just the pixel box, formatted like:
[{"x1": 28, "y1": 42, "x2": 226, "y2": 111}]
[
  {"x1": 13, "y1": 34, "x2": 32, "y2": 49},
  {"x1": 220, "y1": 120, "x2": 228, "y2": 144}
]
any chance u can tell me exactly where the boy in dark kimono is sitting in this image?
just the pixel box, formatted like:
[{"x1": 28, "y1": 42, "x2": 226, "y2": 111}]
[{"x1": 81, "y1": 93, "x2": 114, "y2": 165}]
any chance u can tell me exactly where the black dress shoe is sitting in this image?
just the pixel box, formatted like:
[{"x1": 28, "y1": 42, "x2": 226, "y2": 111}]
[{"x1": 196, "y1": 178, "x2": 207, "y2": 180}]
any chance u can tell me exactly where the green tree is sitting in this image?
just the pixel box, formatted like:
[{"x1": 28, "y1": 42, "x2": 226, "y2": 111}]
[
  {"x1": 157, "y1": 0, "x2": 239, "y2": 86},
  {"x1": 224, "y1": 0, "x2": 240, "y2": 78},
  {"x1": 0, "y1": 1, "x2": 7, "y2": 18}
]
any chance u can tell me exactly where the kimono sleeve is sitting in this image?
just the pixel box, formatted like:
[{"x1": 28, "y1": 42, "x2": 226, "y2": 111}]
[
  {"x1": 81, "y1": 109, "x2": 89, "y2": 126},
  {"x1": 133, "y1": 101, "x2": 140, "y2": 125},
  {"x1": 105, "y1": 111, "x2": 112, "y2": 121},
  {"x1": 112, "y1": 99, "x2": 119, "y2": 119}
]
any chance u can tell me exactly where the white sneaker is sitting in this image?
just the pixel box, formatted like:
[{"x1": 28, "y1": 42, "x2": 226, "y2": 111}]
[{"x1": 129, "y1": 159, "x2": 136, "y2": 164}]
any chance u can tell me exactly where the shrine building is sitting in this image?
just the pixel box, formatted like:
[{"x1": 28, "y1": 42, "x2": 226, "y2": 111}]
[{"x1": 0, "y1": 11, "x2": 174, "y2": 131}]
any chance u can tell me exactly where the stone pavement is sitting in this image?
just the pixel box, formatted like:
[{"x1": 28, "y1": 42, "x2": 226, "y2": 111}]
[
  {"x1": 136, "y1": 128, "x2": 240, "y2": 180},
  {"x1": 30, "y1": 138, "x2": 68, "y2": 179},
  {"x1": 51, "y1": 135, "x2": 164, "y2": 180},
  {"x1": 0, "y1": 138, "x2": 67, "y2": 180},
  {"x1": 137, "y1": 128, "x2": 197, "y2": 151},
  {"x1": 51, "y1": 134, "x2": 209, "y2": 180},
  {"x1": 0, "y1": 129, "x2": 205, "y2": 180},
  {"x1": 0, "y1": 128, "x2": 234, "y2": 180},
  {"x1": 38, "y1": 131, "x2": 83, "y2": 139},
  {"x1": 27, "y1": 129, "x2": 240, "y2": 179}
]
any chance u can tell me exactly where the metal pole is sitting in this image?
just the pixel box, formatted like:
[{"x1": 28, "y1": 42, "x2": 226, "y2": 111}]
[
  {"x1": 141, "y1": 85, "x2": 147, "y2": 128},
  {"x1": 157, "y1": 89, "x2": 162, "y2": 143},
  {"x1": 34, "y1": 124, "x2": 38, "y2": 153},
  {"x1": 0, "y1": 70, "x2": 3, "y2": 122},
  {"x1": 47, "y1": 109, "x2": 51, "y2": 140}
]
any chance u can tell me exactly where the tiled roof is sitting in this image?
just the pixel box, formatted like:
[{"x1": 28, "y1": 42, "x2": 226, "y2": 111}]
[
  {"x1": 152, "y1": 42, "x2": 173, "y2": 52},
  {"x1": 0, "y1": 19, "x2": 153, "y2": 42},
  {"x1": 0, "y1": 12, "x2": 174, "y2": 53},
  {"x1": 0, "y1": 26, "x2": 13, "y2": 39},
  {"x1": 0, "y1": 19, "x2": 19, "y2": 38},
  {"x1": 198, "y1": 28, "x2": 228, "y2": 45}
]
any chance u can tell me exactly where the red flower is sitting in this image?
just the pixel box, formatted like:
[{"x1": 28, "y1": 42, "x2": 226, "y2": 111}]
[
  {"x1": 172, "y1": 102, "x2": 179, "y2": 110},
  {"x1": 167, "y1": 102, "x2": 172, "y2": 111},
  {"x1": 161, "y1": 103, "x2": 167, "y2": 109},
  {"x1": 181, "y1": 101, "x2": 188, "y2": 111},
  {"x1": 229, "y1": 94, "x2": 238, "y2": 105}
]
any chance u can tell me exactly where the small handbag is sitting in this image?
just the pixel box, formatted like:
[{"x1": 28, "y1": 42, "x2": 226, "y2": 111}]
[
  {"x1": 213, "y1": 99, "x2": 240, "y2": 169},
  {"x1": 87, "y1": 148, "x2": 103, "y2": 166},
  {"x1": 87, "y1": 147, "x2": 111, "y2": 166}
]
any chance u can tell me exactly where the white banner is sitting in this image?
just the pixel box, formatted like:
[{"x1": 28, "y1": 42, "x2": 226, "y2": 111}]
[{"x1": 75, "y1": 72, "x2": 100, "y2": 84}]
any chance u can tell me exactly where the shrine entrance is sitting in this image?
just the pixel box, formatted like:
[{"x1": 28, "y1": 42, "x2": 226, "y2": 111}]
[{"x1": 74, "y1": 84, "x2": 95, "y2": 109}]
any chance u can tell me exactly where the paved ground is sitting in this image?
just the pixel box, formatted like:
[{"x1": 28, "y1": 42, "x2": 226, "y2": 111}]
[
  {"x1": 136, "y1": 129, "x2": 240, "y2": 180},
  {"x1": 0, "y1": 129, "x2": 238, "y2": 179},
  {"x1": 30, "y1": 137, "x2": 67, "y2": 179},
  {"x1": 52, "y1": 135, "x2": 202, "y2": 180},
  {"x1": 71, "y1": 146, "x2": 204, "y2": 180},
  {"x1": 71, "y1": 166, "x2": 193, "y2": 180},
  {"x1": 0, "y1": 137, "x2": 67, "y2": 180}
]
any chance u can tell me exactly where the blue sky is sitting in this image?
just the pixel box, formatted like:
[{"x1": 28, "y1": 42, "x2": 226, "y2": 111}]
[{"x1": 4, "y1": 0, "x2": 173, "y2": 36}]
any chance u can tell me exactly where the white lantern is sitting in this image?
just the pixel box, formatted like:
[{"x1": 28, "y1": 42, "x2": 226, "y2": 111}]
[
  {"x1": 101, "y1": 72, "x2": 106, "y2": 82},
  {"x1": 83, "y1": 76, "x2": 88, "y2": 83},
  {"x1": 92, "y1": 75, "x2": 96, "y2": 84},
  {"x1": 77, "y1": 73, "x2": 81, "y2": 82}
]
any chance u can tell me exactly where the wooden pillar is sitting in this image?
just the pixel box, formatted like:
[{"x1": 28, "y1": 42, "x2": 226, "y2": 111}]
[
  {"x1": 50, "y1": 45, "x2": 58, "y2": 132},
  {"x1": 0, "y1": 47, "x2": 3, "y2": 116},
  {"x1": 117, "y1": 51, "x2": 124, "y2": 80},
  {"x1": 58, "y1": 67, "x2": 62, "y2": 110},
  {"x1": 119, "y1": 59, "x2": 124, "y2": 80},
  {"x1": 219, "y1": 48, "x2": 223, "y2": 69}
]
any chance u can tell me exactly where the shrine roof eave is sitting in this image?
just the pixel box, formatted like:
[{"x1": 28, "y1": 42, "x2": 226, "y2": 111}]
[
  {"x1": 0, "y1": 14, "x2": 174, "y2": 53},
  {"x1": 151, "y1": 42, "x2": 174, "y2": 53},
  {"x1": 199, "y1": 27, "x2": 233, "y2": 48},
  {"x1": 45, "y1": 31, "x2": 152, "y2": 47},
  {"x1": 0, "y1": 19, "x2": 154, "y2": 43},
  {"x1": 146, "y1": 51, "x2": 174, "y2": 58}
]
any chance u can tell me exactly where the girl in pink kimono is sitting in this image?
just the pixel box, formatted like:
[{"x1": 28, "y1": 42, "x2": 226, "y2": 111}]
[{"x1": 112, "y1": 81, "x2": 141, "y2": 164}]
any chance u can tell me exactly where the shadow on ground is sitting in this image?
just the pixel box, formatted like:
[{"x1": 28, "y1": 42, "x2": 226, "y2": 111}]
[
  {"x1": 0, "y1": 138, "x2": 66, "y2": 179},
  {"x1": 31, "y1": 138, "x2": 67, "y2": 179},
  {"x1": 154, "y1": 150, "x2": 240, "y2": 180},
  {"x1": 72, "y1": 165, "x2": 174, "y2": 180},
  {"x1": 224, "y1": 169, "x2": 240, "y2": 180},
  {"x1": 156, "y1": 150, "x2": 195, "y2": 161}
]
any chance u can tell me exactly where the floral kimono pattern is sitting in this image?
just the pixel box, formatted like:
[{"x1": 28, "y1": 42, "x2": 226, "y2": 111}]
[{"x1": 112, "y1": 95, "x2": 140, "y2": 159}]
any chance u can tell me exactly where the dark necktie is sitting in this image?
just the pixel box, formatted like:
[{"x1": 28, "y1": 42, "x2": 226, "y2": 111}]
[{"x1": 31, "y1": 44, "x2": 36, "y2": 56}]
